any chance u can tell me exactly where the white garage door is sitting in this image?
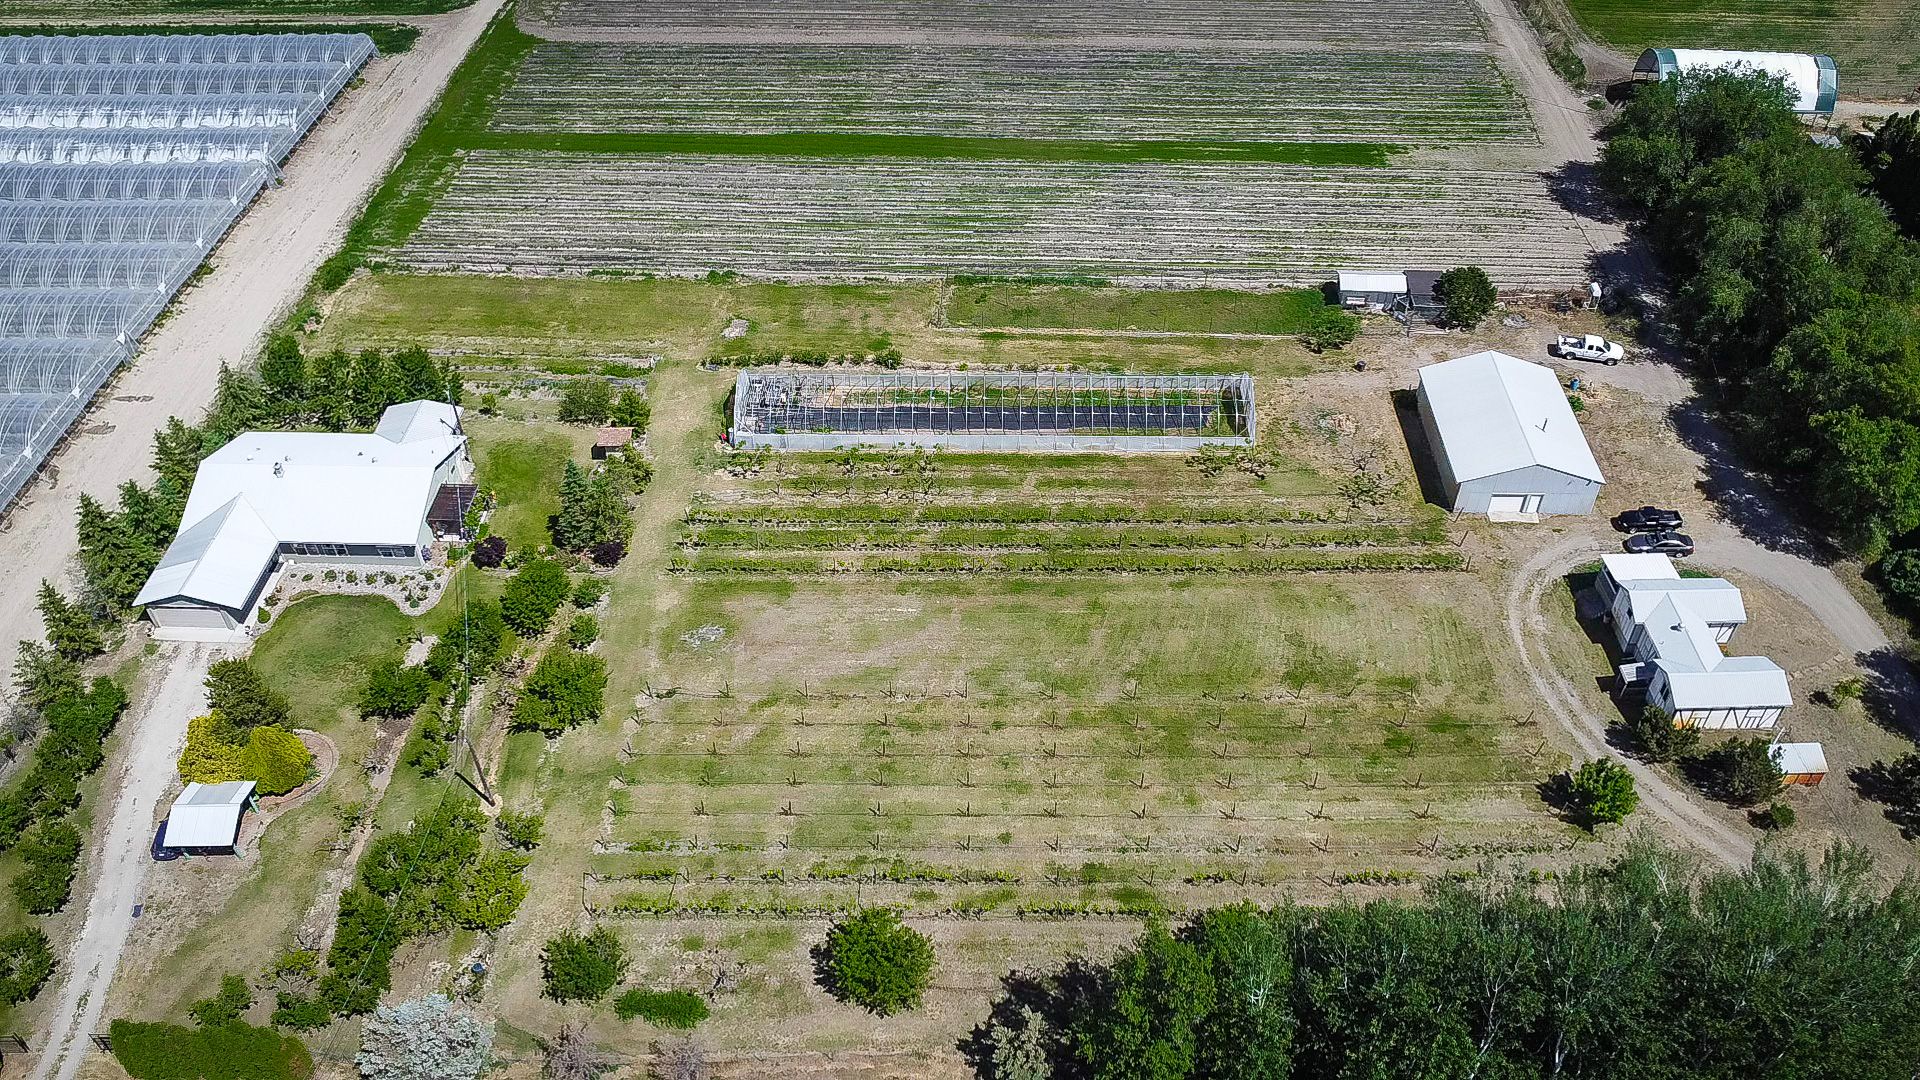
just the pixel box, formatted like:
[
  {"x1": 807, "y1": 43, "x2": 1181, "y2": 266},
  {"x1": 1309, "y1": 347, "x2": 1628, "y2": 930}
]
[
  {"x1": 149, "y1": 604, "x2": 235, "y2": 631},
  {"x1": 1487, "y1": 494, "x2": 1529, "y2": 513}
]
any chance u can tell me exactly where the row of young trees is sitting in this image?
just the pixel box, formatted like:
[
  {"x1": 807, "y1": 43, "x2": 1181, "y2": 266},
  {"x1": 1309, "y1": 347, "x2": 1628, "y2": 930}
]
[
  {"x1": 970, "y1": 842, "x2": 1920, "y2": 1080},
  {"x1": 1601, "y1": 74, "x2": 1920, "y2": 561}
]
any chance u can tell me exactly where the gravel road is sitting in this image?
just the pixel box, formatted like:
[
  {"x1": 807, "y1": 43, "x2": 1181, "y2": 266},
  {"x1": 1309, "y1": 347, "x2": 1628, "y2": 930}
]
[
  {"x1": 28, "y1": 644, "x2": 216, "y2": 1080},
  {"x1": 0, "y1": 0, "x2": 504, "y2": 691}
]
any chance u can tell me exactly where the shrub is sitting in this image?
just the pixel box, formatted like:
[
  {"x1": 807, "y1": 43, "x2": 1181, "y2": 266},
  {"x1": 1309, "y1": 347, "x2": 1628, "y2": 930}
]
[
  {"x1": 814, "y1": 909, "x2": 935, "y2": 1015},
  {"x1": 496, "y1": 808, "x2": 545, "y2": 851},
  {"x1": 500, "y1": 558, "x2": 570, "y2": 636},
  {"x1": 542, "y1": 926, "x2": 627, "y2": 1002},
  {"x1": 986, "y1": 1005, "x2": 1054, "y2": 1080},
  {"x1": 245, "y1": 726, "x2": 315, "y2": 797},
  {"x1": 513, "y1": 649, "x2": 607, "y2": 736},
  {"x1": 1879, "y1": 547, "x2": 1920, "y2": 605},
  {"x1": 567, "y1": 614, "x2": 599, "y2": 650},
  {"x1": 1434, "y1": 266, "x2": 1498, "y2": 328},
  {"x1": 591, "y1": 539, "x2": 628, "y2": 567},
  {"x1": 1567, "y1": 758, "x2": 1638, "y2": 828},
  {"x1": 1697, "y1": 738, "x2": 1784, "y2": 806},
  {"x1": 1756, "y1": 801, "x2": 1797, "y2": 830},
  {"x1": 611, "y1": 389, "x2": 651, "y2": 432},
  {"x1": 360, "y1": 658, "x2": 435, "y2": 719},
  {"x1": 356, "y1": 994, "x2": 494, "y2": 1080},
  {"x1": 471, "y1": 535, "x2": 507, "y2": 569},
  {"x1": 189, "y1": 974, "x2": 253, "y2": 1028},
  {"x1": 204, "y1": 659, "x2": 291, "y2": 732},
  {"x1": 0, "y1": 926, "x2": 55, "y2": 1006},
  {"x1": 571, "y1": 577, "x2": 606, "y2": 608},
  {"x1": 1299, "y1": 307, "x2": 1360, "y2": 353},
  {"x1": 179, "y1": 713, "x2": 248, "y2": 783},
  {"x1": 270, "y1": 992, "x2": 332, "y2": 1031},
  {"x1": 1622, "y1": 704, "x2": 1700, "y2": 763},
  {"x1": 613, "y1": 989, "x2": 709, "y2": 1028},
  {"x1": 108, "y1": 1019, "x2": 312, "y2": 1080}
]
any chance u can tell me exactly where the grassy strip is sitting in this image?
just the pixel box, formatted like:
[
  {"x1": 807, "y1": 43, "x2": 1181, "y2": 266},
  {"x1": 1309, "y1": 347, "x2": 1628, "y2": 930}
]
[
  {"x1": 944, "y1": 284, "x2": 1332, "y2": 335},
  {"x1": 461, "y1": 130, "x2": 1403, "y2": 167},
  {"x1": 318, "y1": 4, "x2": 536, "y2": 288},
  {"x1": 671, "y1": 549, "x2": 1465, "y2": 574},
  {"x1": 687, "y1": 501, "x2": 1391, "y2": 527},
  {"x1": 1, "y1": 21, "x2": 420, "y2": 52},
  {"x1": 683, "y1": 522, "x2": 1445, "y2": 551}
]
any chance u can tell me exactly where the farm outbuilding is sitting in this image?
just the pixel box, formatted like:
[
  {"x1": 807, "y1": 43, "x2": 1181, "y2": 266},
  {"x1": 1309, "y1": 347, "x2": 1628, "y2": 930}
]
[
  {"x1": 1336, "y1": 269, "x2": 1442, "y2": 312},
  {"x1": 160, "y1": 780, "x2": 256, "y2": 855},
  {"x1": 1414, "y1": 351, "x2": 1603, "y2": 516},
  {"x1": 1633, "y1": 49, "x2": 1838, "y2": 114},
  {"x1": 1770, "y1": 741, "x2": 1827, "y2": 785}
]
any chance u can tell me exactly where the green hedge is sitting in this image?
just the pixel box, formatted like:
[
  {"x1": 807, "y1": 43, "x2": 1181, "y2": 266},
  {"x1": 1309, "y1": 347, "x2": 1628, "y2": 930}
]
[{"x1": 109, "y1": 1020, "x2": 312, "y2": 1080}]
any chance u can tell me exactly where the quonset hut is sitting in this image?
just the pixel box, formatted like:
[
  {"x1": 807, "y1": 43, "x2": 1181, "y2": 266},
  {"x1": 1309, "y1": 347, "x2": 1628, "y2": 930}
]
[{"x1": 1633, "y1": 49, "x2": 1838, "y2": 114}]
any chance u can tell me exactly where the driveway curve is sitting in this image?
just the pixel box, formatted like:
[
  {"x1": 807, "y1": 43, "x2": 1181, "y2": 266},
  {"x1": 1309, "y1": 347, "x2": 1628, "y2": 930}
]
[{"x1": 1506, "y1": 536, "x2": 1755, "y2": 868}]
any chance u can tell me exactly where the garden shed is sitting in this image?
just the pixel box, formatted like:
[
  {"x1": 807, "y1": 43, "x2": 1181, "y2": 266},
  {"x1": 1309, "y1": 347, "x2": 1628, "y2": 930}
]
[
  {"x1": 160, "y1": 780, "x2": 256, "y2": 855},
  {"x1": 1770, "y1": 741, "x2": 1827, "y2": 785},
  {"x1": 1414, "y1": 351, "x2": 1603, "y2": 516},
  {"x1": 1336, "y1": 269, "x2": 1442, "y2": 312},
  {"x1": 1633, "y1": 49, "x2": 1838, "y2": 114}
]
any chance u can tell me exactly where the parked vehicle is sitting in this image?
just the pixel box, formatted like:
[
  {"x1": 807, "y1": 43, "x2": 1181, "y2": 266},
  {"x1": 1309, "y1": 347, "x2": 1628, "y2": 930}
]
[
  {"x1": 1550, "y1": 334, "x2": 1625, "y2": 365},
  {"x1": 1623, "y1": 531, "x2": 1695, "y2": 557},
  {"x1": 1616, "y1": 506, "x2": 1683, "y2": 532},
  {"x1": 151, "y1": 821, "x2": 180, "y2": 862}
]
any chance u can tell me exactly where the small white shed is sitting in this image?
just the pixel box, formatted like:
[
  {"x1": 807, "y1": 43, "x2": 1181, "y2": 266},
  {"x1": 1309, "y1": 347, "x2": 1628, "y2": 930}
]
[
  {"x1": 1414, "y1": 351, "x2": 1604, "y2": 516},
  {"x1": 161, "y1": 780, "x2": 257, "y2": 853},
  {"x1": 1771, "y1": 741, "x2": 1828, "y2": 786}
]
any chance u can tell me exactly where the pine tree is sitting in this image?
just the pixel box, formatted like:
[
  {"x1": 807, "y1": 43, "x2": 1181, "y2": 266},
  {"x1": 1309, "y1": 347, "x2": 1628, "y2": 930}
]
[
  {"x1": 348, "y1": 349, "x2": 395, "y2": 427},
  {"x1": 583, "y1": 472, "x2": 632, "y2": 548},
  {"x1": 151, "y1": 417, "x2": 204, "y2": 517},
  {"x1": 553, "y1": 461, "x2": 592, "y2": 550},
  {"x1": 202, "y1": 364, "x2": 270, "y2": 448},
  {"x1": 259, "y1": 333, "x2": 308, "y2": 416},
  {"x1": 75, "y1": 494, "x2": 153, "y2": 611},
  {"x1": 117, "y1": 480, "x2": 176, "y2": 553},
  {"x1": 37, "y1": 582, "x2": 103, "y2": 662},
  {"x1": 388, "y1": 346, "x2": 443, "y2": 402},
  {"x1": 309, "y1": 348, "x2": 355, "y2": 431}
]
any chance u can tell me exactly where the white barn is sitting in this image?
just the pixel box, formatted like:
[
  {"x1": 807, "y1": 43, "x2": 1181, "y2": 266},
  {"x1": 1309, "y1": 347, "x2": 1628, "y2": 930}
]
[
  {"x1": 134, "y1": 401, "x2": 471, "y2": 640},
  {"x1": 1414, "y1": 351, "x2": 1604, "y2": 516},
  {"x1": 1634, "y1": 49, "x2": 1838, "y2": 115},
  {"x1": 1595, "y1": 554, "x2": 1790, "y2": 729}
]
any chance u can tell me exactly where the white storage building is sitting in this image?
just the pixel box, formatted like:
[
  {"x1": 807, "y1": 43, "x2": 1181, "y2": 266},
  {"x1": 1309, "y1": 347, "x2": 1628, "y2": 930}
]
[
  {"x1": 1633, "y1": 49, "x2": 1838, "y2": 115},
  {"x1": 134, "y1": 400, "x2": 471, "y2": 640},
  {"x1": 160, "y1": 780, "x2": 256, "y2": 854},
  {"x1": 1414, "y1": 351, "x2": 1604, "y2": 516}
]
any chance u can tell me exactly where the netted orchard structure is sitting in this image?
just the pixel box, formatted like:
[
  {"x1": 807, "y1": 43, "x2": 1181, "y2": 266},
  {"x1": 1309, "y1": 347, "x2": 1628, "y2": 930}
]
[
  {"x1": 0, "y1": 33, "x2": 374, "y2": 511},
  {"x1": 730, "y1": 370, "x2": 1256, "y2": 451}
]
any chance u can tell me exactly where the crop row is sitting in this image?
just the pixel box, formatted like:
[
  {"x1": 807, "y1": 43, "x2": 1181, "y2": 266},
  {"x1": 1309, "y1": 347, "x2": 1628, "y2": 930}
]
[
  {"x1": 496, "y1": 44, "x2": 1532, "y2": 146},
  {"x1": 397, "y1": 152, "x2": 1594, "y2": 287},
  {"x1": 522, "y1": 0, "x2": 1489, "y2": 48},
  {"x1": 687, "y1": 499, "x2": 1393, "y2": 526},
  {"x1": 681, "y1": 521, "x2": 1446, "y2": 550},
  {"x1": 669, "y1": 548, "x2": 1466, "y2": 574}
]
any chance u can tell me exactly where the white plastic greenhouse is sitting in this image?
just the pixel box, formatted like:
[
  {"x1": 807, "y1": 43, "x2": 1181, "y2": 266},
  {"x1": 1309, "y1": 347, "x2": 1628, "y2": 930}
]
[{"x1": 0, "y1": 32, "x2": 373, "y2": 511}]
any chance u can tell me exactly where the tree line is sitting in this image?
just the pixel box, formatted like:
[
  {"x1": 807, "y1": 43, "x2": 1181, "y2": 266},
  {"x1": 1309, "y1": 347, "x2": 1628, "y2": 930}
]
[
  {"x1": 969, "y1": 841, "x2": 1920, "y2": 1080},
  {"x1": 1601, "y1": 74, "x2": 1920, "y2": 565}
]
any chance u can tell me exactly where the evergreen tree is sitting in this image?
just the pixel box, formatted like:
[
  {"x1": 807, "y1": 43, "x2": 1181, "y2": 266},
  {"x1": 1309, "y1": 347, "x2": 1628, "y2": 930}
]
[
  {"x1": 388, "y1": 346, "x2": 446, "y2": 403},
  {"x1": 348, "y1": 349, "x2": 395, "y2": 427},
  {"x1": 37, "y1": 582, "x2": 103, "y2": 662},
  {"x1": 259, "y1": 332, "x2": 308, "y2": 415},
  {"x1": 117, "y1": 479, "x2": 176, "y2": 553},
  {"x1": 610, "y1": 389, "x2": 650, "y2": 432},
  {"x1": 150, "y1": 417, "x2": 204, "y2": 518},
  {"x1": 75, "y1": 494, "x2": 154, "y2": 611},
  {"x1": 202, "y1": 364, "x2": 270, "y2": 449},
  {"x1": 553, "y1": 461, "x2": 593, "y2": 550},
  {"x1": 309, "y1": 348, "x2": 355, "y2": 431},
  {"x1": 205, "y1": 658, "x2": 292, "y2": 732}
]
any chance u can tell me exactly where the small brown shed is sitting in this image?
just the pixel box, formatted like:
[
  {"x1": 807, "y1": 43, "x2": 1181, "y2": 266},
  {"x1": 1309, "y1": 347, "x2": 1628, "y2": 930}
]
[{"x1": 593, "y1": 427, "x2": 635, "y2": 460}]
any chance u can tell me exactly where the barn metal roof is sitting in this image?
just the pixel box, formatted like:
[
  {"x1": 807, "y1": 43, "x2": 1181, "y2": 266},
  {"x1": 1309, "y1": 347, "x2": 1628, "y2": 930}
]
[
  {"x1": 161, "y1": 780, "x2": 255, "y2": 849},
  {"x1": 1418, "y1": 351, "x2": 1604, "y2": 484}
]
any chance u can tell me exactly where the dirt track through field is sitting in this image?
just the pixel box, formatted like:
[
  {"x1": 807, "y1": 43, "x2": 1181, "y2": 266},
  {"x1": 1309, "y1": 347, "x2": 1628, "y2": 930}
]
[
  {"x1": 0, "y1": 0, "x2": 502, "y2": 692},
  {"x1": 1505, "y1": 536, "x2": 1754, "y2": 868}
]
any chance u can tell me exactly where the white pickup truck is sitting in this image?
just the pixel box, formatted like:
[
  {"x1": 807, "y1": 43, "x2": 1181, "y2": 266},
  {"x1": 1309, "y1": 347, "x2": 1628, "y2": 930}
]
[{"x1": 1550, "y1": 334, "x2": 1625, "y2": 365}]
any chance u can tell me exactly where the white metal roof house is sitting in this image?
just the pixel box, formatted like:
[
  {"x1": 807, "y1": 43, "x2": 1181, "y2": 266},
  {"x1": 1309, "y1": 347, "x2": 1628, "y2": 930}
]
[
  {"x1": 134, "y1": 400, "x2": 470, "y2": 641},
  {"x1": 1414, "y1": 351, "x2": 1604, "y2": 517},
  {"x1": 1596, "y1": 554, "x2": 1790, "y2": 729},
  {"x1": 160, "y1": 780, "x2": 256, "y2": 853},
  {"x1": 1633, "y1": 49, "x2": 1838, "y2": 115}
]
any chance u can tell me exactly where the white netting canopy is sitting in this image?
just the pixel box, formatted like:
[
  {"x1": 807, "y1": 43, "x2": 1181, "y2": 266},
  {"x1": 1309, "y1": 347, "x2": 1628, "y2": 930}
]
[{"x1": 0, "y1": 32, "x2": 374, "y2": 510}]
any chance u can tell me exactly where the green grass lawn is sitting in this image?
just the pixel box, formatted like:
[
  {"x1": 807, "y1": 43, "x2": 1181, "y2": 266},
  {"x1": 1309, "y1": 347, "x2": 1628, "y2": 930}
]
[
  {"x1": 943, "y1": 285, "x2": 1333, "y2": 335},
  {"x1": 254, "y1": 594, "x2": 416, "y2": 729},
  {"x1": 467, "y1": 418, "x2": 599, "y2": 552}
]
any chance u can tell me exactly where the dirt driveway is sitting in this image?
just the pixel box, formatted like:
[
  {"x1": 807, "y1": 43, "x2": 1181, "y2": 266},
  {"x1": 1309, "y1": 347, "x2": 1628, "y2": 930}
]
[{"x1": 0, "y1": 0, "x2": 504, "y2": 691}]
